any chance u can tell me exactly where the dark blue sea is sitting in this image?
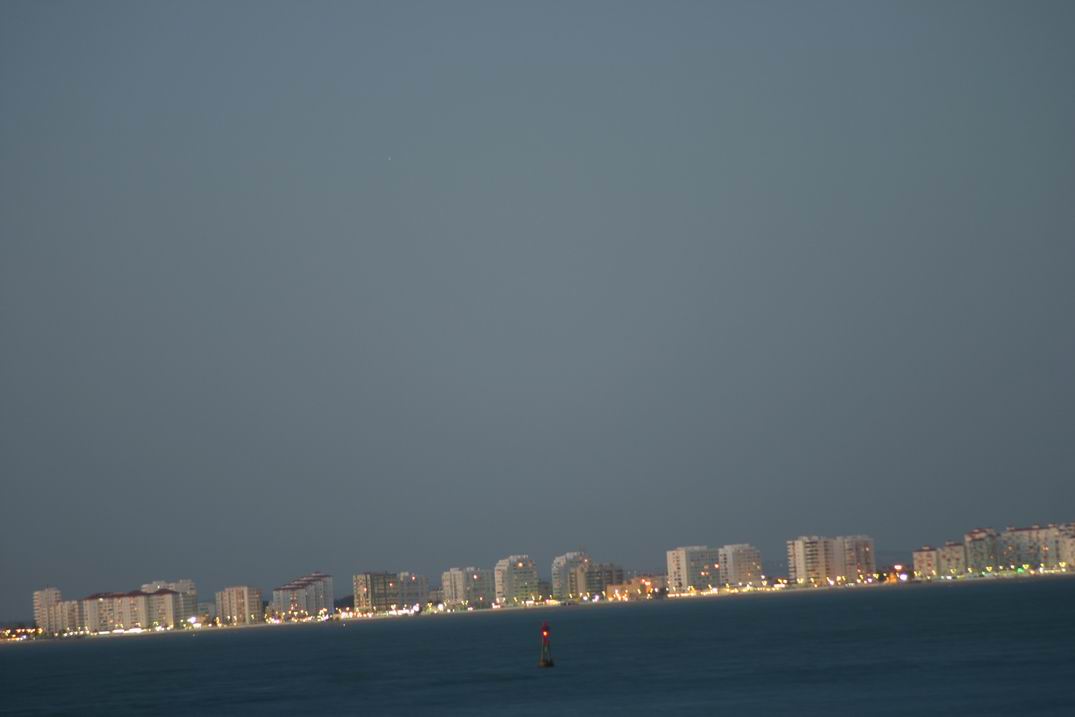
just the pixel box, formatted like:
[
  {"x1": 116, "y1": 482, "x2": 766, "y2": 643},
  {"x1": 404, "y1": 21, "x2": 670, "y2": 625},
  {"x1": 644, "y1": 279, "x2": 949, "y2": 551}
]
[{"x1": 5, "y1": 577, "x2": 1075, "y2": 715}]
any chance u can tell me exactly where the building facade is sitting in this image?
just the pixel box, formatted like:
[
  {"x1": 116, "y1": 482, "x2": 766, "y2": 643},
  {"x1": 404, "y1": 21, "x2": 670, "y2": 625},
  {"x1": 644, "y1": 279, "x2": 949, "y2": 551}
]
[
  {"x1": 215, "y1": 586, "x2": 263, "y2": 625},
  {"x1": 786, "y1": 536, "x2": 838, "y2": 584},
  {"x1": 442, "y1": 567, "x2": 495, "y2": 607},
  {"x1": 666, "y1": 546, "x2": 720, "y2": 593},
  {"x1": 572, "y1": 562, "x2": 625, "y2": 598},
  {"x1": 272, "y1": 572, "x2": 334, "y2": 617},
  {"x1": 835, "y1": 535, "x2": 876, "y2": 582},
  {"x1": 398, "y1": 572, "x2": 429, "y2": 608},
  {"x1": 937, "y1": 541, "x2": 967, "y2": 576},
  {"x1": 33, "y1": 587, "x2": 62, "y2": 634},
  {"x1": 353, "y1": 572, "x2": 399, "y2": 612},
  {"x1": 551, "y1": 551, "x2": 591, "y2": 600},
  {"x1": 717, "y1": 544, "x2": 764, "y2": 586},
  {"x1": 913, "y1": 547, "x2": 940, "y2": 579},
  {"x1": 964, "y1": 529, "x2": 1000, "y2": 574},
  {"x1": 141, "y1": 579, "x2": 198, "y2": 623},
  {"x1": 494, "y1": 555, "x2": 539, "y2": 604}
]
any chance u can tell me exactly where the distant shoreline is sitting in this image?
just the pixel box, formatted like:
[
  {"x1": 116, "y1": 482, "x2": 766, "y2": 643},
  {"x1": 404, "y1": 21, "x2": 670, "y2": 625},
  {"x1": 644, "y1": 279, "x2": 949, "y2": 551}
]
[{"x1": 8, "y1": 570, "x2": 1075, "y2": 646}]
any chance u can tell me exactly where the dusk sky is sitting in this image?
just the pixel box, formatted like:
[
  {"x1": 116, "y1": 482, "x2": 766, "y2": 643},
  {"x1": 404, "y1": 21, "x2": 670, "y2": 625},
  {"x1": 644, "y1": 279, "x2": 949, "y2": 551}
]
[{"x1": 2, "y1": 1, "x2": 1074, "y2": 620}]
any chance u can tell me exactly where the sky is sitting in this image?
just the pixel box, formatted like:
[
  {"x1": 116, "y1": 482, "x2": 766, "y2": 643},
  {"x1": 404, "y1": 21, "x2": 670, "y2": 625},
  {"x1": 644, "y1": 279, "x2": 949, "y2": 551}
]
[{"x1": 2, "y1": 1, "x2": 1074, "y2": 620}]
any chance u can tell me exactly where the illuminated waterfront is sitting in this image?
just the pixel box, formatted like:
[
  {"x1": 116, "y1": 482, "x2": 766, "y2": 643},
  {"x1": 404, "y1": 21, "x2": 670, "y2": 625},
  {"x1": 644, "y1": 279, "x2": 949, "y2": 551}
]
[{"x1": 3, "y1": 577, "x2": 1074, "y2": 716}]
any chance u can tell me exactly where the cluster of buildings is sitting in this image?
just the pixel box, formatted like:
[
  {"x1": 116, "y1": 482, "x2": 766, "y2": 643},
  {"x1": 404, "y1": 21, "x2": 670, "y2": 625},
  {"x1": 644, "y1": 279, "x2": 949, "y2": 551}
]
[
  {"x1": 912, "y1": 524, "x2": 1075, "y2": 579},
  {"x1": 31, "y1": 520, "x2": 1075, "y2": 636},
  {"x1": 665, "y1": 544, "x2": 765, "y2": 593},
  {"x1": 33, "y1": 579, "x2": 198, "y2": 634},
  {"x1": 352, "y1": 571, "x2": 430, "y2": 613}
]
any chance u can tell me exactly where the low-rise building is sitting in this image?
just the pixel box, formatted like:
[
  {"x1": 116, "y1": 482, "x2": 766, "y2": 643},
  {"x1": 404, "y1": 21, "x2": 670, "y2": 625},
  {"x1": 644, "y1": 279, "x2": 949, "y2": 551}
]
[{"x1": 607, "y1": 575, "x2": 667, "y2": 601}]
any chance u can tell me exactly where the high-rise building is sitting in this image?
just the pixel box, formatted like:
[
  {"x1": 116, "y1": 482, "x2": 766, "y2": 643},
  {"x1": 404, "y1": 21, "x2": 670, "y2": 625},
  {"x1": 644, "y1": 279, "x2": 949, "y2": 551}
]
[
  {"x1": 1059, "y1": 525, "x2": 1075, "y2": 568},
  {"x1": 913, "y1": 547, "x2": 940, "y2": 579},
  {"x1": 398, "y1": 572, "x2": 429, "y2": 608},
  {"x1": 352, "y1": 571, "x2": 430, "y2": 612},
  {"x1": 572, "y1": 562, "x2": 625, "y2": 597},
  {"x1": 33, "y1": 587, "x2": 62, "y2": 635},
  {"x1": 353, "y1": 572, "x2": 400, "y2": 612},
  {"x1": 717, "y1": 544, "x2": 764, "y2": 586},
  {"x1": 786, "y1": 537, "x2": 838, "y2": 584},
  {"x1": 272, "y1": 573, "x2": 334, "y2": 617},
  {"x1": 442, "y1": 568, "x2": 467, "y2": 606},
  {"x1": 964, "y1": 528, "x2": 1000, "y2": 574},
  {"x1": 215, "y1": 586, "x2": 263, "y2": 625},
  {"x1": 55, "y1": 600, "x2": 82, "y2": 633},
  {"x1": 141, "y1": 579, "x2": 198, "y2": 623},
  {"x1": 999, "y1": 525, "x2": 1068, "y2": 570},
  {"x1": 494, "y1": 555, "x2": 539, "y2": 604},
  {"x1": 666, "y1": 546, "x2": 720, "y2": 593},
  {"x1": 146, "y1": 589, "x2": 183, "y2": 627},
  {"x1": 937, "y1": 541, "x2": 967, "y2": 576},
  {"x1": 787, "y1": 535, "x2": 875, "y2": 584},
  {"x1": 441, "y1": 567, "x2": 495, "y2": 607},
  {"x1": 835, "y1": 535, "x2": 876, "y2": 582},
  {"x1": 551, "y1": 551, "x2": 591, "y2": 600}
]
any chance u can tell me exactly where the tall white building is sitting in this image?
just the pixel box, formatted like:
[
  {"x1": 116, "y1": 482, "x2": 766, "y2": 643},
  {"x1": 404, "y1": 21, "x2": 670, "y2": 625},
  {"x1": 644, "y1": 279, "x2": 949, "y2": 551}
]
[
  {"x1": 666, "y1": 546, "x2": 720, "y2": 593},
  {"x1": 272, "y1": 572, "x2": 334, "y2": 616},
  {"x1": 442, "y1": 568, "x2": 467, "y2": 606},
  {"x1": 551, "y1": 551, "x2": 590, "y2": 600},
  {"x1": 786, "y1": 536, "x2": 838, "y2": 584},
  {"x1": 142, "y1": 579, "x2": 198, "y2": 622},
  {"x1": 787, "y1": 535, "x2": 875, "y2": 584},
  {"x1": 215, "y1": 586, "x2": 263, "y2": 625},
  {"x1": 835, "y1": 535, "x2": 876, "y2": 582},
  {"x1": 494, "y1": 555, "x2": 539, "y2": 604},
  {"x1": 33, "y1": 587, "x2": 62, "y2": 634},
  {"x1": 442, "y1": 567, "x2": 495, "y2": 607},
  {"x1": 717, "y1": 544, "x2": 764, "y2": 586}
]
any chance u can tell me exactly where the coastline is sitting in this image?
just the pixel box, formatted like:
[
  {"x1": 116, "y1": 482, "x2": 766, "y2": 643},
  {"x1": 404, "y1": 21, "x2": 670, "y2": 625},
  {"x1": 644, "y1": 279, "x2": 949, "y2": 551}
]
[{"x1": 9, "y1": 570, "x2": 1075, "y2": 647}]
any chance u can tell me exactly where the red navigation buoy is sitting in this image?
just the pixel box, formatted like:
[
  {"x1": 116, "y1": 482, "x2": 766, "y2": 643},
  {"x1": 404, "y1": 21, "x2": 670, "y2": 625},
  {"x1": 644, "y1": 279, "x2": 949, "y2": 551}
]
[{"x1": 539, "y1": 621, "x2": 554, "y2": 667}]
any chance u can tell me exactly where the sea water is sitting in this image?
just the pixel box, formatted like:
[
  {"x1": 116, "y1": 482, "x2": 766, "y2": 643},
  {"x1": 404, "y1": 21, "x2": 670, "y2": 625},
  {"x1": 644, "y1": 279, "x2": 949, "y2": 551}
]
[{"x1": 3, "y1": 577, "x2": 1074, "y2": 715}]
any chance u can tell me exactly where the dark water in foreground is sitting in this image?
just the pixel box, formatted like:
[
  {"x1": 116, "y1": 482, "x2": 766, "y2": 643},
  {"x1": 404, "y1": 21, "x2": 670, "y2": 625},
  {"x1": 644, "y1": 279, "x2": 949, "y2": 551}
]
[{"x1": 4, "y1": 578, "x2": 1075, "y2": 716}]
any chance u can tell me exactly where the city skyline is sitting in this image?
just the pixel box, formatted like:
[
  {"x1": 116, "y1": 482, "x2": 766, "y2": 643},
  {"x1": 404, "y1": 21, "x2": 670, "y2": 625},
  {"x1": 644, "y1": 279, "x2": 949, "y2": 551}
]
[{"x1": 22, "y1": 517, "x2": 1075, "y2": 627}]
